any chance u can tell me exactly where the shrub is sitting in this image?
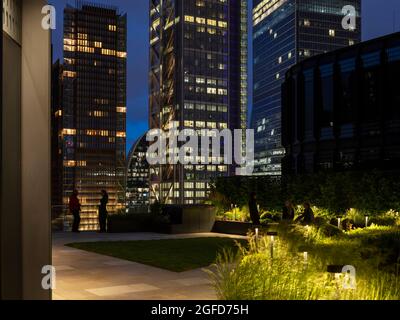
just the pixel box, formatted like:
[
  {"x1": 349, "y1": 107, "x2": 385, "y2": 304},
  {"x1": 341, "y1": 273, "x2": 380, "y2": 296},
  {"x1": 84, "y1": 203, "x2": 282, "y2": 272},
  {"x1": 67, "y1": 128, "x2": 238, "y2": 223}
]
[
  {"x1": 208, "y1": 233, "x2": 400, "y2": 300},
  {"x1": 318, "y1": 224, "x2": 343, "y2": 237},
  {"x1": 208, "y1": 224, "x2": 400, "y2": 300},
  {"x1": 210, "y1": 171, "x2": 400, "y2": 220}
]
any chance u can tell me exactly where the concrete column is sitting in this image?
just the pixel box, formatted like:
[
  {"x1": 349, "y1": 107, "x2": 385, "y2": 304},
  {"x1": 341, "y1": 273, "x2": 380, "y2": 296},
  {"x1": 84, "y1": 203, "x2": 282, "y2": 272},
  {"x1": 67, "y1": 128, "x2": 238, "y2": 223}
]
[{"x1": 1, "y1": 0, "x2": 51, "y2": 300}]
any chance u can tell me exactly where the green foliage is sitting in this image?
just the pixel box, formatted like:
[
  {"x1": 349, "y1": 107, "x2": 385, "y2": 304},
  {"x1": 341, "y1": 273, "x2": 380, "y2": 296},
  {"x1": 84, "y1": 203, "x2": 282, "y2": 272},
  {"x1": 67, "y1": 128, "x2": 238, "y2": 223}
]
[
  {"x1": 208, "y1": 224, "x2": 400, "y2": 300},
  {"x1": 218, "y1": 206, "x2": 250, "y2": 222},
  {"x1": 210, "y1": 171, "x2": 400, "y2": 222}
]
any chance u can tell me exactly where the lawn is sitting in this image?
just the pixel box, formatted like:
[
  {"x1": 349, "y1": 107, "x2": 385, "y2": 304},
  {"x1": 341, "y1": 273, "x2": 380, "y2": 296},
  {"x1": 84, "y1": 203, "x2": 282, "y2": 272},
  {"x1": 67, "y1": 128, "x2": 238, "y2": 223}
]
[{"x1": 66, "y1": 237, "x2": 246, "y2": 272}]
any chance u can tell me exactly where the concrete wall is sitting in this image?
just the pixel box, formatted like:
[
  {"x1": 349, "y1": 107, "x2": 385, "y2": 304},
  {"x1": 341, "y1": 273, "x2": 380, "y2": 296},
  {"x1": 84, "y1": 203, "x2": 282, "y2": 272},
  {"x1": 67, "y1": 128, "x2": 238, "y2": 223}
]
[
  {"x1": 1, "y1": 19, "x2": 23, "y2": 300},
  {"x1": 1, "y1": 0, "x2": 51, "y2": 300}
]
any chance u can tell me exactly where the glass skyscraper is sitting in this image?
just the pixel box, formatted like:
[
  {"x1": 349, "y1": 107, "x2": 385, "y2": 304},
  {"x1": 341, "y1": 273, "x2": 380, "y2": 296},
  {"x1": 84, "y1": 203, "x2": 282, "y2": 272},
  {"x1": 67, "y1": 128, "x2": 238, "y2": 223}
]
[
  {"x1": 251, "y1": 0, "x2": 361, "y2": 176},
  {"x1": 127, "y1": 134, "x2": 150, "y2": 211},
  {"x1": 53, "y1": 3, "x2": 127, "y2": 230},
  {"x1": 149, "y1": 0, "x2": 248, "y2": 205}
]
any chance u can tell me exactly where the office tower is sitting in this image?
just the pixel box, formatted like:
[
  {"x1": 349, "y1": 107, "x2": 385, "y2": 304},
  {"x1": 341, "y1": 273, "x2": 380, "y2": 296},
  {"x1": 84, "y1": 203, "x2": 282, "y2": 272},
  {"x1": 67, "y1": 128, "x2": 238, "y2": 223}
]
[
  {"x1": 251, "y1": 0, "x2": 361, "y2": 176},
  {"x1": 283, "y1": 32, "x2": 400, "y2": 175},
  {"x1": 1, "y1": 0, "x2": 51, "y2": 299},
  {"x1": 149, "y1": 0, "x2": 248, "y2": 205},
  {"x1": 127, "y1": 134, "x2": 150, "y2": 212},
  {"x1": 57, "y1": 3, "x2": 127, "y2": 230}
]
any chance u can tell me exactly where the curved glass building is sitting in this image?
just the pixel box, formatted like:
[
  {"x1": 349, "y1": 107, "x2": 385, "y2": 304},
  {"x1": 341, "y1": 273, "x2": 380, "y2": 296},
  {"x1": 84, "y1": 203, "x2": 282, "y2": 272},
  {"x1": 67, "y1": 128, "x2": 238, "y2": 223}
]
[{"x1": 126, "y1": 134, "x2": 150, "y2": 211}]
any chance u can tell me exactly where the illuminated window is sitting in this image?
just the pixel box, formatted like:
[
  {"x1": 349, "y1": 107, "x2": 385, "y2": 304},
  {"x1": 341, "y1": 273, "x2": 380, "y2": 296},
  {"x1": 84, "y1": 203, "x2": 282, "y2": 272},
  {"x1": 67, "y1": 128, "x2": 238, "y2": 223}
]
[
  {"x1": 116, "y1": 132, "x2": 126, "y2": 138},
  {"x1": 117, "y1": 107, "x2": 127, "y2": 113},
  {"x1": 218, "y1": 64, "x2": 226, "y2": 70},
  {"x1": 102, "y1": 48, "x2": 116, "y2": 56},
  {"x1": 196, "y1": 0, "x2": 205, "y2": 7},
  {"x1": 64, "y1": 45, "x2": 75, "y2": 52},
  {"x1": 77, "y1": 33, "x2": 88, "y2": 39},
  {"x1": 63, "y1": 160, "x2": 76, "y2": 167},
  {"x1": 117, "y1": 51, "x2": 127, "y2": 58},
  {"x1": 108, "y1": 25, "x2": 117, "y2": 32},
  {"x1": 184, "y1": 120, "x2": 194, "y2": 127},
  {"x1": 185, "y1": 191, "x2": 194, "y2": 198},
  {"x1": 64, "y1": 38, "x2": 76, "y2": 45},
  {"x1": 196, "y1": 121, "x2": 206, "y2": 128},
  {"x1": 207, "y1": 19, "x2": 217, "y2": 26},
  {"x1": 62, "y1": 129, "x2": 76, "y2": 136},
  {"x1": 207, "y1": 122, "x2": 217, "y2": 129},
  {"x1": 329, "y1": 29, "x2": 335, "y2": 37},
  {"x1": 207, "y1": 28, "x2": 216, "y2": 35},
  {"x1": 218, "y1": 21, "x2": 227, "y2": 28},
  {"x1": 184, "y1": 15, "x2": 195, "y2": 23},
  {"x1": 207, "y1": 88, "x2": 217, "y2": 94}
]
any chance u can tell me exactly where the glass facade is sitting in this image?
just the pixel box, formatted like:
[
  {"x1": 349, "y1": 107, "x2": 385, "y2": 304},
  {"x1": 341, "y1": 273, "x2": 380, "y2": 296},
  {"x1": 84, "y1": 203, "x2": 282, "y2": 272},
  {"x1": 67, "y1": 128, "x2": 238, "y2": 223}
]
[
  {"x1": 282, "y1": 32, "x2": 400, "y2": 174},
  {"x1": 149, "y1": 0, "x2": 247, "y2": 205},
  {"x1": 126, "y1": 134, "x2": 150, "y2": 211},
  {"x1": 252, "y1": 0, "x2": 361, "y2": 176},
  {"x1": 55, "y1": 3, "x2": 127, "y2": 230}
]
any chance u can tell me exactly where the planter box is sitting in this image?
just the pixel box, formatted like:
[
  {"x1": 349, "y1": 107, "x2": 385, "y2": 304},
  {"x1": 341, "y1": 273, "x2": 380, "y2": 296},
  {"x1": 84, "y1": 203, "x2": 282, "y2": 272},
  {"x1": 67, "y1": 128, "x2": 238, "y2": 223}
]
[
  {"x1": 107, "y1": 213, "x2": 159, "y2": 233},
  {"x1": 108, "y1": 206, "x2": 217, "y2": 234},
  {"x1": 212, "y1": 220, "x2": 254, "y2": 236},
  {"x1": 163, "y1": 205, "x2": 217, "y2": 234}
]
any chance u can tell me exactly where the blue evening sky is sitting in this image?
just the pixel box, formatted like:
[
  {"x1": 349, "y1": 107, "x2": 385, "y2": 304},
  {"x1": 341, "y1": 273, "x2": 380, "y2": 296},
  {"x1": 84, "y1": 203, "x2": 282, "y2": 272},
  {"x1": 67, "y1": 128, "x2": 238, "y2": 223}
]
[{"x1": 51, "y1": 0, "x2": 400, "y2": 150}]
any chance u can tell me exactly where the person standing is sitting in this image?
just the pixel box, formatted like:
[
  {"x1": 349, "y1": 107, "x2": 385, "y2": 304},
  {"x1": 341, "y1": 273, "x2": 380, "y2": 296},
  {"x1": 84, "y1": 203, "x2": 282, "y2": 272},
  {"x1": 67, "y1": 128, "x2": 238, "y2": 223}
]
[
  {"x1": 249, "y1": 192, "x2": 261, "y2": 225},
  {"x1": 69, "y1": 189, "x2": 81, "y2": 232},
  {"x1": 98, "y1": 190, "x2": 109, "y2": 233},
  {"x1": 282, "y1": 200, "x2": 295, "y2": 221}
]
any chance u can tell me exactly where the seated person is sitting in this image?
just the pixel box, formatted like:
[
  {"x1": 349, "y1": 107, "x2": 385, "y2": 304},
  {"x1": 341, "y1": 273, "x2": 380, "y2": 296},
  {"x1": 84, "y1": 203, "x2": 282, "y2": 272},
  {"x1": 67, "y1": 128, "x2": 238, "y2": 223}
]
[
  {"x1": 282, "y1": 200, "x2": 295, "y2": 221},
  {"x1": 294, "y1": 202, "x2": 315, "y2": 224}
]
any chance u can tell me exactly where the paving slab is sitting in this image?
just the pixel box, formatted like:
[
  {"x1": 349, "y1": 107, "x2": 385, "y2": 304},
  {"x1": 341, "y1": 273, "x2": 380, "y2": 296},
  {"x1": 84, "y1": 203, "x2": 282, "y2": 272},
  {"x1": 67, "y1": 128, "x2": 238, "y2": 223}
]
[{"x1": 52, "y1": 232, "x2": 246, "y2": 300}]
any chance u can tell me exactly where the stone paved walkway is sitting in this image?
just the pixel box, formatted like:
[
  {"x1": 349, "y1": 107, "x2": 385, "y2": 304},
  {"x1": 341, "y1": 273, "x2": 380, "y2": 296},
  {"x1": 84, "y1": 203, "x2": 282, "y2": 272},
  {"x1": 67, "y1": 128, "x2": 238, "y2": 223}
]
[{"x1": 52, "y1": 232, "x2": 246, "y2": 300}]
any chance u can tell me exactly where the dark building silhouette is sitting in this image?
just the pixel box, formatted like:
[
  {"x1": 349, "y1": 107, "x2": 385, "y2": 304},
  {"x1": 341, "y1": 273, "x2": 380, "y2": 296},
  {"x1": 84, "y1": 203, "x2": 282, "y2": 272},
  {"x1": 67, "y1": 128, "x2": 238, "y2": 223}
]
[
  {"x1": 53, "y1": 3, "x2": 127, "y2": 230},
  {"x1": 149, "y1": 0, "x2": 248, "y2": 204},
  {"x1": 126, "y1": 134, "x2": 150, "y2": 212},
  {"x1": 51, "y1": 60, "x2": 64, "y2": 221},
  {"x1": 251, "y1": 0, "x2": 361, "y2": 176},
  {"x1": 282, "y1": 32, "x2": 400, "y2": 175}
]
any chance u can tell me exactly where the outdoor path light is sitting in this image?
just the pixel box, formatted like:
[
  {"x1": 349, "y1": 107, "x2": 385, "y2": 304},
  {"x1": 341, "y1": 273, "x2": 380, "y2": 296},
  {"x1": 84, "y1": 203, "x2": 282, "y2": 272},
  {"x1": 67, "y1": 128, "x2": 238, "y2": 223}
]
[
  {"x1": 337, "y1": 216, "x2": 342, "y2": 230},
  {"x1": 327, "y1": 265, "x2": 345, "y2": 300},
  {"x1": 267, "y1": 232, "x2": 278, "y2": 258},
  {"x1": 327, "y1": 264, "x2": 356, "y2": 299}
]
